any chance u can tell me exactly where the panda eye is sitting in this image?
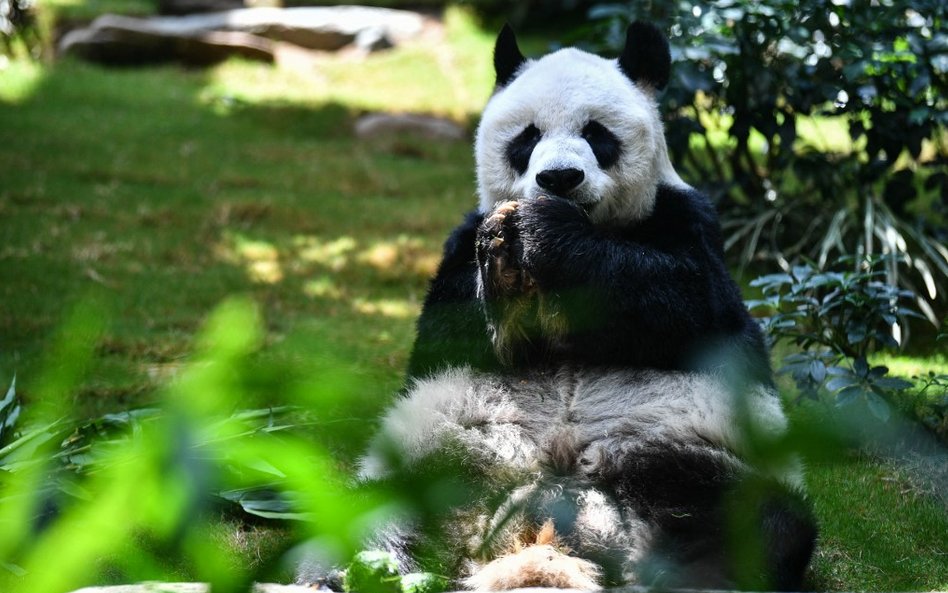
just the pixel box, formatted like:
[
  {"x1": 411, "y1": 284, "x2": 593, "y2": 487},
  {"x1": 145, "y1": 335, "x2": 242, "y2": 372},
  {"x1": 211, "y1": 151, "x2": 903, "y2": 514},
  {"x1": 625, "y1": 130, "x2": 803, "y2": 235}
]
[
  {"x1": 581, "y1": 120, "x2": 622, "y2": 169},
  {"x1": 505, "y1": 124, "x2": 542, "y2": 176}
]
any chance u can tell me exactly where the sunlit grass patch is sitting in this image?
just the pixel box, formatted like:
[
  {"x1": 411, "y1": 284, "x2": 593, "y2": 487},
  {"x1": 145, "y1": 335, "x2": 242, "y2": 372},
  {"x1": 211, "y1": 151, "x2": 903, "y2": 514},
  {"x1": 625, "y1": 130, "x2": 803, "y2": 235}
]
[
  {"x1": 0, "y1": 60, "x2": 46, "y2": 103},
  {"x1": 877, "y1": 353, "x2": 948, "y2": 377}
]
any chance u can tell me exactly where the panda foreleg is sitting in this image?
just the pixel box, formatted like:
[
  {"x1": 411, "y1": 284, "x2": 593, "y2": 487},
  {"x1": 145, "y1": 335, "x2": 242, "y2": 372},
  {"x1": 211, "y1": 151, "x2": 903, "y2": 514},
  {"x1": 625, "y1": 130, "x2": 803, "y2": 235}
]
[
  {"x1": 477, "y1": 200, "x2": 532, "y2": 299},
  {"x1": 475, "y1": 201, "x2": 553, "y2": 364}
]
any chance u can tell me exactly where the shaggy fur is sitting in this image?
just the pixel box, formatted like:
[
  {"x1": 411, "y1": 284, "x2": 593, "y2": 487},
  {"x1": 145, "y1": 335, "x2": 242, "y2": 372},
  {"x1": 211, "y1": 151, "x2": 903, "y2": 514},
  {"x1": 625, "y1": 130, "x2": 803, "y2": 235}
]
[
  {"x1": 333, "y1": 22, "x2": 817, "y2": 593},
  {"x1": 360, "y1": 366, "x2": 811, "y2": 589}
]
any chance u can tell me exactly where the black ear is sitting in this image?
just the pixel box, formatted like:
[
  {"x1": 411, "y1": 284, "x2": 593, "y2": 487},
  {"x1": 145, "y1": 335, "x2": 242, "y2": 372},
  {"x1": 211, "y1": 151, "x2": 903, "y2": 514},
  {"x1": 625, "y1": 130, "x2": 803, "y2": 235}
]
[
  {"x1": 618, "y1": 22, "x2": 671, "y2": 91},
  {"x1": 494, "y1": 24, "x2": 526, "y2": 87}
]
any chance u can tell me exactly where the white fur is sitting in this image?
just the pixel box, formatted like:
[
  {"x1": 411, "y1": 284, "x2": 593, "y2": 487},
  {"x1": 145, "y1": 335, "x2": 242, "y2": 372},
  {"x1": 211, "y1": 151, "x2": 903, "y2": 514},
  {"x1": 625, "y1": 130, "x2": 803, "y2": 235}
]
[
  {"x1": 357, "y1": 367, "x2": 538, "y2": 481},
  {"x1": 475, "y1": 49, "x2": 687, "y2": 225}
]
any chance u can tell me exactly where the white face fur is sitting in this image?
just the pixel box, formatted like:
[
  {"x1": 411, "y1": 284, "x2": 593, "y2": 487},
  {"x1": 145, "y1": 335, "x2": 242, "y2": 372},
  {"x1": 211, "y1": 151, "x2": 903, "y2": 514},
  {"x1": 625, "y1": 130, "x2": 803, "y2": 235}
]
[{"x1": 475, "y1": 48, "x2": 686, "y2": 225}]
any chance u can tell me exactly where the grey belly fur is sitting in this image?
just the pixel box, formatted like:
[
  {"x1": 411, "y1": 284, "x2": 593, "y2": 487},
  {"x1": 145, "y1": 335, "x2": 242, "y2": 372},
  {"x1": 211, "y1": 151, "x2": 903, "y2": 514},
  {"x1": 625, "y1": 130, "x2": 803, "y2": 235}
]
[{"x1": 356, "y1": 365, "x2": 800, "y2": 587}]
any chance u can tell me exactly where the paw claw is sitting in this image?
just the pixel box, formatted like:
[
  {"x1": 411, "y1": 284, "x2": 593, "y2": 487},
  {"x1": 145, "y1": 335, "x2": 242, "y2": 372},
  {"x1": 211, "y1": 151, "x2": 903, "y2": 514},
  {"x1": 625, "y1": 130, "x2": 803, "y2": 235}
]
[
  {"x1": 478, "y1": 200, "x2": 535, "y2": 298},
  {"x1": 496, "y1": 200, "x2": 520, "y2": 215}
]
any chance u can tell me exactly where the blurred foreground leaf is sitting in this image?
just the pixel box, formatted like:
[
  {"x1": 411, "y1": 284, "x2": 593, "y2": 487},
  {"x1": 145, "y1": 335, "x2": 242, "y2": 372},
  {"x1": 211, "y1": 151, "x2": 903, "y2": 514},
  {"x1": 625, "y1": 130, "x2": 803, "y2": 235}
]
[{"x1": 0, "y1": 297, "x2": 391, "y2": 593}]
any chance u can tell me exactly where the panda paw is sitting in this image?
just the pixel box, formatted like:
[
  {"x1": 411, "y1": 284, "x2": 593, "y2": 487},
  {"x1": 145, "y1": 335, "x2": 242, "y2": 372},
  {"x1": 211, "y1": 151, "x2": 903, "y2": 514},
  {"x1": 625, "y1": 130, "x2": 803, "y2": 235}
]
[
  {"x1": 516, "y1": 195, "x2": 590, "y2": 237},
  {"x1": 513, "y1": 195, "x2": 591, "y2": 273},
  {"x1": 477, "y1": 200, "x2": 536, "y2": 298}
]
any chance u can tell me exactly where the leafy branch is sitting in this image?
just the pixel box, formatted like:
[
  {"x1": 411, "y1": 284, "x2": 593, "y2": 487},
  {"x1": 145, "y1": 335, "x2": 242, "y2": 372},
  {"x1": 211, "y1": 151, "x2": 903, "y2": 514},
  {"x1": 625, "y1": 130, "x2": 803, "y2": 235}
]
[{"x1": 748, "y1": 258, "x2": 925, "y2": 420}]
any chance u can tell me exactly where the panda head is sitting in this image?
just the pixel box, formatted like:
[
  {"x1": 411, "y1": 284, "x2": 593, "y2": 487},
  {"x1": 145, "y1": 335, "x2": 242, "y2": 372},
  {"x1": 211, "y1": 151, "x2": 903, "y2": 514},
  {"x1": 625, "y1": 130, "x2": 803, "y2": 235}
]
[{"x1": 475, "y1": 23, "x2": 686, "y2": 225}]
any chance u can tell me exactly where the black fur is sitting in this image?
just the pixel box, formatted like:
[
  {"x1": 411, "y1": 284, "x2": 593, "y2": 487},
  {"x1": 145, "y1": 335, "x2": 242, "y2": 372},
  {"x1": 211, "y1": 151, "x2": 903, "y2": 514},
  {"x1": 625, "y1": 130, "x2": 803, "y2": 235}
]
[
  {"x1": 618, "y1": 22, "x2": 672, "y2": 91},
  {"x1": 493, "y1": 23, "x2": 526, "y2": 88},
  {"x1": 505, "y1": 124, "x2": 542, "y2": 175},
  {"x1": 608, "y1": 442, "x2": 816, "y2": 590},
  {"x1": 407, "y1": 185, "x2": 773, "y2": 387},
  {"x1": 407, "y1": 210, "x2": 500, "y2": 379},
  {"x1": 582, "y1": 120, "x2": 622, "y2": 169}
]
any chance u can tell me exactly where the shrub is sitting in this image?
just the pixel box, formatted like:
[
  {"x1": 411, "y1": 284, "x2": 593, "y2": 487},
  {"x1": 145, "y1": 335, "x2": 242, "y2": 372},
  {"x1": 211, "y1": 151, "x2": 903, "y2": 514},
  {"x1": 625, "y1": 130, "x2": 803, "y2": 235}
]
[
  {"x1": 909, "y1": 369, "x2": 948, "y2": 440},
  {"x1": 577, "y1": 0, "x2": 948, "y2": 321},
  {"x1": 748, "y1": 258, "x2": 926, "y2": 421}
]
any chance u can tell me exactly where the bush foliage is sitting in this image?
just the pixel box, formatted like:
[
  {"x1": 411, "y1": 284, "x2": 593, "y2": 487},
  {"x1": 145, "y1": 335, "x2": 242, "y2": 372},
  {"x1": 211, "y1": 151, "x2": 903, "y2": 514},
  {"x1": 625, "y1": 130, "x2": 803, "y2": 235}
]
[
  {"x1": 576, "y1": 0, "x2": 947, "y2": 319},
  {"x1": 748, "y1": 258, "x2": 948, "y2": 432}
]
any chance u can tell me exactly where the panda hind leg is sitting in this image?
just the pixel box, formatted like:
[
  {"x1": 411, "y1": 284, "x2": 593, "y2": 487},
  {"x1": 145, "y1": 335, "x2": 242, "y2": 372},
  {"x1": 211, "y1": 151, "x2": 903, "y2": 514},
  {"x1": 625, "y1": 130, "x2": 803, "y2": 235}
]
[{"x1": 758, "y1": 488, "x2": 818, "y2": 591}]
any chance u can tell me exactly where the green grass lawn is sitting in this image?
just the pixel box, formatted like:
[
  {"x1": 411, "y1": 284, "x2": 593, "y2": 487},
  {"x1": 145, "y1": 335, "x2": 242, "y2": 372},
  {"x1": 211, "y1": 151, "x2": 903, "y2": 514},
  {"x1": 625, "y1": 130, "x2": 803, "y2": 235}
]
[
  {"x1": 1, "y1": 9, "x2": 493, "y2": 418},
  {"x1": 807, "y1": 455, "x2": 948, "y2": 591},
  {"x1": 2, "y1": 9, "x2": 947, "y2": 590}
]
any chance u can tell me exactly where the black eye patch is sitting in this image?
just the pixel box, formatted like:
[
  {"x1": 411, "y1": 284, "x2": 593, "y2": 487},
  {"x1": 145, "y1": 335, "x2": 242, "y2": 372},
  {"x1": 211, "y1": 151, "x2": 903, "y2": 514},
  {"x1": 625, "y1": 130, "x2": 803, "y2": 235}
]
[
  {"x1": 581, "y1": 120, "x2": 622, "y2": 169},
  {"x1": 505, "y1": 124, "x2": 542, "y2": 175}
]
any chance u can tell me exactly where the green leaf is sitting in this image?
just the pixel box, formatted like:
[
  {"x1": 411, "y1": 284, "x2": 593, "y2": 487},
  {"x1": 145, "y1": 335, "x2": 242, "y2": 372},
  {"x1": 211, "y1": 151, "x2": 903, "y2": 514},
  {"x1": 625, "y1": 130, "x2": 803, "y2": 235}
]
[
  {"x1": 809, "y1": 360, "x2": 827, "y2": 383},
  {"x1": 872, "y1": 377, "x2": 914, "y2": 391},
  {"x1": 835, "y1": 385, "x2": 863, "y2": 406},
  {"x1": 866, "y1": 391, "x2": 892, "y2": 422},
  {"x1": 0, "y1": 420, "x2": 69, "y2": 468},
  {"x1": 846, "y1": 327, "x2": 868, "y2": 345},
  {"x1": 750, "y1": 273, "x2": 793, "y2": 288},
  {"x1": 346, "y1": 551, "x2": 402, "y2": 593},
  {"x1": 401, "y1": 573, "x2": 450, "y2": 593},
  {"x1": 853, "y1": 357, "x2": 869, "y2": 377},
  {"x1": 826, "y1": 375, "x2": 859, "y2": 392},
  {"x1": 0, "y1": 375, "x2": 20, "y2": 448}
]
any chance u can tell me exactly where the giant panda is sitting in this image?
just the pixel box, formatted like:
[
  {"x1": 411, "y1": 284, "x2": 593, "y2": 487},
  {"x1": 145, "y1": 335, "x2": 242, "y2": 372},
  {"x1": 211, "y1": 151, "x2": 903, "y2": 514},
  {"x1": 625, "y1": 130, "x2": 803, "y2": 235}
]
[{"x1": 353, "y1": 22, "x2": 817, "y2": 591}]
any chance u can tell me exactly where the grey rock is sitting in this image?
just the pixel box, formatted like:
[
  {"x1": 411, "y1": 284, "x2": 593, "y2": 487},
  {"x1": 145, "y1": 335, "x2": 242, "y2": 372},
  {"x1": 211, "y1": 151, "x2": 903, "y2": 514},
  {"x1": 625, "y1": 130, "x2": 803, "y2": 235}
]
[
  {"x1": 58, "y1": 15, "x2": 274, "y2": 65},
  {"x1": 84, "y1": 6, "x2": 421, "y2": 50},
  {"x1": 354, "y1": 113, "x2": 467, "y2": 142},
  {"x1": 354, "y1": 26, "x2": 392, "y2": 52}
]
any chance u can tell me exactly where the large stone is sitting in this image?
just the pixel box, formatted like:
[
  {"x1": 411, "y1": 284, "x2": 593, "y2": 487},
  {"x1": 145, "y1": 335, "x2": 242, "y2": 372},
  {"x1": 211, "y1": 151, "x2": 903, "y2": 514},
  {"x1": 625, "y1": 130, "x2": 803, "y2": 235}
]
[
  {"x1": 58, "y1": 14, "x2": 274, "y2": 65},
  {"x1": 70, "y1": 6, "x2": 424, "y2": 53},
  {"x1": 58, "y1": 6, "x2": 425, "y2": 65}
]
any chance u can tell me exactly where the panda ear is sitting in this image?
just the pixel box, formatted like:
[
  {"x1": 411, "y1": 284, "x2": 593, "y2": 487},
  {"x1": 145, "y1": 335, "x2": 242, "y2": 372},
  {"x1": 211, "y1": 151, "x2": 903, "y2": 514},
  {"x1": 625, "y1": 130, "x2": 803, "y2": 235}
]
[
  {"x1": 494, "y1": 24, "x2": 526, "y2": 88},
  {"x1": 618, "y1": 22, "x2": 671, "y2": 91}
]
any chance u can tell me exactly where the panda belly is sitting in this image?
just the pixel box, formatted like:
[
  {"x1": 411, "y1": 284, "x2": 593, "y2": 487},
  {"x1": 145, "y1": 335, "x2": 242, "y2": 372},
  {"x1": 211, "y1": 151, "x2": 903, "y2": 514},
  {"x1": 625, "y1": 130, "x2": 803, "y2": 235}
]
[{"x1": 360, "y1": 365, "x2": 796, "y2": 589}]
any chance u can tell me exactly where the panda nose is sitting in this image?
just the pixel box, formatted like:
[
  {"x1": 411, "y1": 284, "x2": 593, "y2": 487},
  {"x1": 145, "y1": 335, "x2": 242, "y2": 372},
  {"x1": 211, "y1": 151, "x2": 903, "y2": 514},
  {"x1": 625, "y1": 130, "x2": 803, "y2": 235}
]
[{"x1": 536, "y1": 168, "x2": 585, "y2": 194}]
